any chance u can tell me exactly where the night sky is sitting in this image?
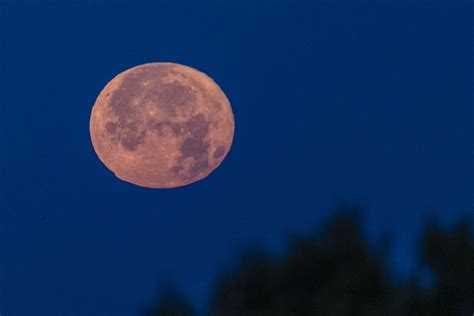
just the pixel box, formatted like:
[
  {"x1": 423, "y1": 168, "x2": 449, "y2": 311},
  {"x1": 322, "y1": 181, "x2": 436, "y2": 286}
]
[{"x1": 1, "y1": 0, "x2": 472, "y2": 315}]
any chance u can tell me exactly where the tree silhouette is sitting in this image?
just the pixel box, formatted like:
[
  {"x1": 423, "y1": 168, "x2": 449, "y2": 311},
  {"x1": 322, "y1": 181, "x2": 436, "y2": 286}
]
[
  {"x1": 144, "y1": 209, "x2": 474, "y2": 316},
  {"x1": 421, "y1": 219, "x2": 474, "y2": 316},
  {"x1": 211, "y1": 212, "x2": 393, "y2": 316}
]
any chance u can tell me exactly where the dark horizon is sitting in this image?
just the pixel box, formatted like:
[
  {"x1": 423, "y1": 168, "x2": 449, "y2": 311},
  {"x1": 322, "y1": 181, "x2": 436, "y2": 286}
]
[{"x1": 1, "y1": 0, "x2": 472, "y2": 314}]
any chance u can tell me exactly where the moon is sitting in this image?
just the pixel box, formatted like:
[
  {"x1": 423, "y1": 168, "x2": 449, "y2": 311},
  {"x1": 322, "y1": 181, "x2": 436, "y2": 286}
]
[{"x1": 89, "y1": 62, "x2": 235, "y2": 189}]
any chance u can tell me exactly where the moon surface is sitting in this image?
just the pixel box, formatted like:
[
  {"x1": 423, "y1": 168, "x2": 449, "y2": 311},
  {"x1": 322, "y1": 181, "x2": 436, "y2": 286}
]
[{"x1": 89, "y1": 62, "x2": 235, "y2": 188}]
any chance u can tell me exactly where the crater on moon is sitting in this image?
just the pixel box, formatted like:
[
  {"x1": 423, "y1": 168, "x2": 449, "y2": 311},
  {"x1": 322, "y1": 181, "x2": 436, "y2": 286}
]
[{"x1": 89, "y1": 62, "x2": 235, "y2": 188}]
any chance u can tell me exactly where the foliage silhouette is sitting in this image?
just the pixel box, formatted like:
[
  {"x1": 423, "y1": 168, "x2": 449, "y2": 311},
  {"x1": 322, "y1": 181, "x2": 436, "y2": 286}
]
[
  {"x1": 421, "y1": 220, "x2": 474, "y2": 315},
  {"x1": 144, "y1": 208, "x2": 474, "y2": 316}
]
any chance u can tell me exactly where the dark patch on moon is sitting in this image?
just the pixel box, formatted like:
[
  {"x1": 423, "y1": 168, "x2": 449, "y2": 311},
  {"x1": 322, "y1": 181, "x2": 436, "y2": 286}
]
[
  {"x1": 105, "y1": 121, "x2": 118, "y2": 135},
  {"x1": 121, "y1": 121, "x2": 146, "y2": 151},
  {"x1": 213, "y1": 146, "x2": 226, "y2": 159},
  {"x1": 179, "y1": 113, "x2": 211, "y2": 179},
  {"x1": 188, "y1": 159, "x2": 209, "y2": 179},
  {"x1": 181, "y1": 138, "x2": 208, "y2": 158},
  {"x1": 186, "y1": 114, "x2": 208, "y2": 138},
  {"x1": 105, "y1": 121, "x2": 120, "y2": 144},
  {"x1": 109, "y1": 75, "x2": 142, "y2": 125},
  {"x1": 122, "y1": 131, "x2": 145, "y2": 151},
  {"x1": 171, "y1": 164, "x2": 183, "y2": 176},
  {"x1": 180, "y1": 114, "x2": 210, "y2": 158}
]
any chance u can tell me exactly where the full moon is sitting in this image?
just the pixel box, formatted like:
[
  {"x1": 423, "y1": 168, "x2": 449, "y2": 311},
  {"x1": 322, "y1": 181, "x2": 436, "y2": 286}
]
[{"x1": 89, "y1": 62, "x2": 235, "y2": 188}]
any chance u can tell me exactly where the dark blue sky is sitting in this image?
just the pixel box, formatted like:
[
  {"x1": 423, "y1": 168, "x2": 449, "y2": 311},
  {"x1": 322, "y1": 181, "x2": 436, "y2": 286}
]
[{"x1": 1, "y1": 0, "x2": 472, "y2": 314}]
